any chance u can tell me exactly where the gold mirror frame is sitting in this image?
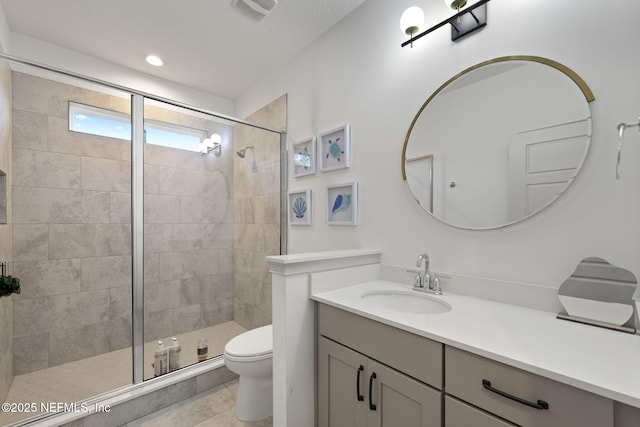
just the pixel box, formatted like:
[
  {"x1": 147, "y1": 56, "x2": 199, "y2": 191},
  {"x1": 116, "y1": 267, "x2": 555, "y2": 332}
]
[{"x1": 401, "y1": 55, "x2": 595, "y2": 229}]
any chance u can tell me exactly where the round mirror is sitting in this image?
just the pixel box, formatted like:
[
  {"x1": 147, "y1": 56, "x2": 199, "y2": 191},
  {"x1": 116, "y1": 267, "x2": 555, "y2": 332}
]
[{"x1": 402, "y1": 56, "x2": 594, "y2": 229}]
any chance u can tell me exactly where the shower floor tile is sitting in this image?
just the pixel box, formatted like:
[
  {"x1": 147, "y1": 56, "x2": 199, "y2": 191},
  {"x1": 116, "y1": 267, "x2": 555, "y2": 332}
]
[{"x1": 0, "y1": 321, "x2": 246, "y2": 426}]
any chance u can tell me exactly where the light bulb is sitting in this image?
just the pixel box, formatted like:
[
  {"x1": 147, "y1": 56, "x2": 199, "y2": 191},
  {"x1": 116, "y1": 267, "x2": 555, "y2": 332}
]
[
  {"x1": 210, "y1": 133, "x2": 222, "y2": 144},
  {"x1": 444, "y1": 0, "x2": 468, "y2": 10},
  {"x1": 400, "y1": 6, "x2": 424, "y2": 36}
]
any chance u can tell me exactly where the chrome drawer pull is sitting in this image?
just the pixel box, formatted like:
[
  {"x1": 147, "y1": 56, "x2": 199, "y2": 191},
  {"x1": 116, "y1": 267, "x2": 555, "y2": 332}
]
[{"x1": 482, "y1": 379, "x2": 549, "y2": 410}]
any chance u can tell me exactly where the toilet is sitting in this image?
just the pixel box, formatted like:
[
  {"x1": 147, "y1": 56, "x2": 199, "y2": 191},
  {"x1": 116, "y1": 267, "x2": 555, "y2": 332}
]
[{"x1": 223, "y1": 324, "x2": 273, "y2": 421}]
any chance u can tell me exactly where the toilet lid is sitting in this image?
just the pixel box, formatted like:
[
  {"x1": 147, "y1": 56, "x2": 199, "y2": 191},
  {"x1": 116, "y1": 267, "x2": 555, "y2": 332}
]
[{"x1": 224, "y1": 325, "x2": 272, "y2": 358}]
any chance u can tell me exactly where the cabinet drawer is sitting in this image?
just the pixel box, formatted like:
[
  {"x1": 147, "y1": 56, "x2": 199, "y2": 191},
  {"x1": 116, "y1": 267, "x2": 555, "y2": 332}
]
[
  {"x1": 445, "y1": 396, "x2": 515, "y2": 427},
  {"x1": 445, "y1": 346, "x2": 613, "y2": 427},
  {"x1": 318, "y1": 303, "x2": 442, "y2": 388}
]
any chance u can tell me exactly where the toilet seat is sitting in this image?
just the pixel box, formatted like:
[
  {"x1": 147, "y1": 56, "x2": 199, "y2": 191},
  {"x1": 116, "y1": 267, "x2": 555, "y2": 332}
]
[{"x1": 224, "y1": 325, "x2": 272, "y2": 361}]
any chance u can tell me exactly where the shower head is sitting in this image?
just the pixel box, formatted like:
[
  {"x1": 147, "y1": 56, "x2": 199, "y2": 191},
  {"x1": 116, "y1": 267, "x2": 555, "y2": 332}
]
[{"x1": 236, "y1": 146, "x2": 255, "y2": 158}]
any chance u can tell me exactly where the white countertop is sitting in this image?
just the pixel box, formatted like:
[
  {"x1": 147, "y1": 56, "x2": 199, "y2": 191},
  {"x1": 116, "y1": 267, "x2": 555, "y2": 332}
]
[{"x1": 311, "y1": 280, "x2": 640, "y2": 408}]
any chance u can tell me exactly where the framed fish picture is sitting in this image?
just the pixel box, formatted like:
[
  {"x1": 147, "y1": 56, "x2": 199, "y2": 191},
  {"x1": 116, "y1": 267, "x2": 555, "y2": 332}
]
[
  {"x1": 326, "y1": 182, "x2": 358, "y2": 225},
  {"x1": 319, "y1": 124, "x2": 350, "y2": 172},
  {"x1": 288, "y1": 189, "x2": 312, "y2": 225}
]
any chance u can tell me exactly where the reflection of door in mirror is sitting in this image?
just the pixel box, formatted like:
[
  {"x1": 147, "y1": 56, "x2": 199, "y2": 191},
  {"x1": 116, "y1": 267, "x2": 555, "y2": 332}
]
[
  {"x1": 405, "y1": 154, "x2": 433, "y2": 212},
  {"x1": 507, "y1": 119, "x2": 591, "y2": 221},
  {"x1": 402, "y1": 56, "x2": 594, "y2": 229}
]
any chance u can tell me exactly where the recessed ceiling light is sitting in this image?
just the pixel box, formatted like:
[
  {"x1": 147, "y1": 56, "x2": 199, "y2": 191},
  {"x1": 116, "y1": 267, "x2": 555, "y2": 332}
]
[{"x1": 146, "y1": 55, "x2": 164, "y2": 67}]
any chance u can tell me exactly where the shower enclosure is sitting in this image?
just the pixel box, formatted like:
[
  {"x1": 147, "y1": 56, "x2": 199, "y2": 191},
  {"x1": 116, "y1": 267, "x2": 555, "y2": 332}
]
[{"x1": 0, "y1": 55, "x2": 285, "y2": 425}]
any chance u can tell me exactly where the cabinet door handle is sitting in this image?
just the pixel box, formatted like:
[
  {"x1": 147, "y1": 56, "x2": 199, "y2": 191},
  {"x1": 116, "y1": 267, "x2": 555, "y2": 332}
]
[
  {"x1": 368, "y1": 372, "x2": 377, "y2": 411},
  {"x1": 356, "y1": 365, "x2": 364, "y2": 401},
  {"x1": 482, "y1": 379, "x2": 549, "y2": 410}
]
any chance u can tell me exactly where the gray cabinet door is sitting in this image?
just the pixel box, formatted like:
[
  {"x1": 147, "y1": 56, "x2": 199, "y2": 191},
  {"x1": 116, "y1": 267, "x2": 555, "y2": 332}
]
[
  {"x1": 368, "y1": 359, "x2": 441, "y2": 427},
  {"x1": 318, "y1": 336, "x2": 368, "y2": 427}
]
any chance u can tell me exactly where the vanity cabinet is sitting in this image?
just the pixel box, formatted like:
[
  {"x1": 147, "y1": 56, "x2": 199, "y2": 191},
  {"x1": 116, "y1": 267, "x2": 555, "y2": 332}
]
[
  {"x1": 317, "y1": 304, "x2": 442, "y2": 427},
  {"x1": 445, "y1": 346, "x2": 613, "y2": 427}
]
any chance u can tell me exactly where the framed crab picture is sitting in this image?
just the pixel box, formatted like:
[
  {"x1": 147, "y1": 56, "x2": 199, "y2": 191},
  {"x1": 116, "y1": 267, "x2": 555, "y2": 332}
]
[
  {"x1": 319, "y1": 124, "x2": 350, "y2": 172},
  {"x1": 326, "y1": 182, "x2": 358, "y2": 225},
  {"x1": 288, "y1": 189, "x2": 312, "y2": 225},
  {"x1": 292, "y1": 137, "x2": 316, "y2": 177}
]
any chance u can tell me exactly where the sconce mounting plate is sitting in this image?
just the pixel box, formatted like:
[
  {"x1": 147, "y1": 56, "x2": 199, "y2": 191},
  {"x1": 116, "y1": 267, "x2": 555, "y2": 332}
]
[{"x1": 450, "y1": 2, "x2": 487, "y2": 41}]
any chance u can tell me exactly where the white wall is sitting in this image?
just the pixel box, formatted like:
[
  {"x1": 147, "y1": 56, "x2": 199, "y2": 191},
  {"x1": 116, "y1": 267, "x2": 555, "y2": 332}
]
[
  {"x1": 236, "y1": 0, "x2": 640, "y2": 290},
  {"x1": 1, "y1": 32, "x2": 234, "y2": 116}
]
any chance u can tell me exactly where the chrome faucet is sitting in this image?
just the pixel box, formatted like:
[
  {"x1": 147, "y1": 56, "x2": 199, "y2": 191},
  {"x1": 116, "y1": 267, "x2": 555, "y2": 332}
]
[{"x1": 414, "y1": 253, "x2": 442, "y2": 295}]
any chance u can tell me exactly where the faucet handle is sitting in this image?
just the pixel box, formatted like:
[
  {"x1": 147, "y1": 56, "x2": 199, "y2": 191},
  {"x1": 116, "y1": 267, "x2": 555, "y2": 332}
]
[
  {"x1": 412, "y1": 273, "x2": 422, "y2": 289},
  {"x1": 431, "y1": 275, "x2": 442, "y2": 294}
]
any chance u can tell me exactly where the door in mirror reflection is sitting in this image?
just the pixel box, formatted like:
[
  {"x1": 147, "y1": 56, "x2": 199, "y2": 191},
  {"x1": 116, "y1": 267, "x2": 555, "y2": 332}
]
[{"x1": 402, "y1": 56, "x2": 594, "y2": 229}]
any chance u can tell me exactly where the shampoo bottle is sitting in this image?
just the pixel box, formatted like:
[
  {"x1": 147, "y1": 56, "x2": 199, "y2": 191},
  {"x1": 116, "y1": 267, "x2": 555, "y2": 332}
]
[
  {"x1": 154, "y1": 341, "x2": 168, "y2": 377},
  {"x1": 168, "y1": 337, "x2": 181, "y2": 372}
]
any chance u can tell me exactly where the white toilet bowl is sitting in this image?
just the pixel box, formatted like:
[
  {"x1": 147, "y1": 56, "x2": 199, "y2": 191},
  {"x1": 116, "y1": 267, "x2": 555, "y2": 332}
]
[{"x1": 223, "y1": 324, "x2": 273, "y2": 421}]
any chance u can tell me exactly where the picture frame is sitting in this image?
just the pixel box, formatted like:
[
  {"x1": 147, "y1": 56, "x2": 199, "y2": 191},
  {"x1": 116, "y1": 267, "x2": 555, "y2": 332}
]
[
  {"x1": 326, "y1": 182, "x2": 358, "y2": 225},
  {"x1": 292, "y1": 137, "x2": 316, "y2": 177},
  {"x1": 319, "y1": 124, "x2": 350, "y2": 172},
  {"x1": 288, "y1": 189, "x2": 312, "y2": 225}
]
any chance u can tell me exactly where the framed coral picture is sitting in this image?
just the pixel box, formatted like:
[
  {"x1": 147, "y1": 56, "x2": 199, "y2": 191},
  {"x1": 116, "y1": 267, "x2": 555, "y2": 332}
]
[
  {"x1": 326, "y1": 182, "x2": 358, "y2": 225},
  {"x1": 319, "y1": 124, "x2": 350, "y2": 172},
  {"x1": 288, "y1": 189, "x2": 312, "y2": 225},
  {"x1": 292, "y1": 137, "x2": 316, "y2": 177}
]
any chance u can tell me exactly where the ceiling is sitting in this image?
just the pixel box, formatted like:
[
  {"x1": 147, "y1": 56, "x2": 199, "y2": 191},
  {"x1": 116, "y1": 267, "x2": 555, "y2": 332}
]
[{"x1": 0, "y1": 0, "x2": 366, "y2": 100}]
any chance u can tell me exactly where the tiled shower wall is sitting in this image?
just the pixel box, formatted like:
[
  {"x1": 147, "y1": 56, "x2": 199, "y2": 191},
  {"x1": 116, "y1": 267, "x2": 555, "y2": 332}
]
[
  {"x1": 11, "y1": 72, "x2": 234, "y2": 374},
  {"x1": 0, "y1": 50, "x2": 13, "y2": 402},
  {"x1": 233, "y1": 95, "x2": 285, "y2": 329}
]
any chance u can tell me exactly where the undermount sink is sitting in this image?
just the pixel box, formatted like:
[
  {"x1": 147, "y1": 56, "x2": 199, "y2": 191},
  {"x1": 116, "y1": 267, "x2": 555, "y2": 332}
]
[{"x1": 361, "y1": 289, "x2": 452, "y2": 314}]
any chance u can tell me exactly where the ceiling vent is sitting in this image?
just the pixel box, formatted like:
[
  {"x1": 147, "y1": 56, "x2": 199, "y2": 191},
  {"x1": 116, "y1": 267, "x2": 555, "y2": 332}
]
[{"x1": 232, "y1": 0, "x2": 278, "y2": 20}]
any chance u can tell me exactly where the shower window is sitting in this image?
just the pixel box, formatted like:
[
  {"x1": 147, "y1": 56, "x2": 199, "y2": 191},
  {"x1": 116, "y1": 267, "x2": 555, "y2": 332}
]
[{"x1": 69, "y1": 102, "x2": 208, "y2": 152}]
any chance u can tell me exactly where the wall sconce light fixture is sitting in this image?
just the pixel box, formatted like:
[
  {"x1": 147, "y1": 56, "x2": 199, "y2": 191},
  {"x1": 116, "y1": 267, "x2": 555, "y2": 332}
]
[
  {"x1": 401, "y1": 0, "x2": 489, "y2": 48},
  {"x1": 400, "y1": 6, "x2": 425, "y2": 48},
  {"x1": 200, "y1": 133, "x2": 222, "y2": 156}
]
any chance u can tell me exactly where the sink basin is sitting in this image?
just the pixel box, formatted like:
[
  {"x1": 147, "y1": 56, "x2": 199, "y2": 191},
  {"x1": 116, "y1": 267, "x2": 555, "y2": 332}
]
[{"x1": 361, "y1": 290, "x2": 452, "y2": 314}]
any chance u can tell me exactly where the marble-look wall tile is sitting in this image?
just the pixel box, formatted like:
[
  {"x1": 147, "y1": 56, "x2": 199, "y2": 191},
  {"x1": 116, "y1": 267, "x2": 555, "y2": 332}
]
[
  {"x1": 218, "y1": 249, "x2": 233, "y2": 275},
  {"x1": 13, "y1": 289, "x2": 110, "y2": 338},
  {"x1": 13, "y1": 333, "x2": 49, "y2": 375},
  {"x1": 12, "y1": 224, "x2": 48, "y2": 262},
  {"x1": 81, "y1": 157, "x2": 131, "y2": 192},
  {"x1": 235, "y1": 223, "x2": 270, "y2": 253},
  {"x1": 48, "y1": 317, "x2": 131, "y2": 367},
  {"x1": 180, "y1": 274, "x2": 234, "y2": 307},
  {"x1": 234, "y1": 197, "x2": 255, "y2": 224},
  {"x1": 158, "y1": 250, "x2": 218, "y2": 281},
  {"x1": 109, "y1": 191, "x2": 131, "y2": 223},
  {"x1": 13, "y1": 187, "x2": 110, "y2": 224},
  {"x1": 144, "y1": 280, "x2": 182, "y2": 313},
  {"x1": 13, "y1": 148, "x2": 81, "y2": 189},
  {"x1": 48, "y1": 224, "x2": 131, "y2": 259},
  {"x1": 13, "y1": 72, "x2": 112, "y2": 119},
  {"x1": 144, "y1": 252, "x2": 160, "y2": 284},
  {"x1": 12, "y1": 109, "x2": 47, "y2": 151},
  {"x1": 254, "y1": 193, "x2": 280, "y2": 224},
  {"x1": 180, "y1": 196, "x2": 231, "y2": 224},
  {"x1": 81, "y1": 255, "x2": 131, "y2": 291},
  {"x1": 144, "y1": 194, "x2": 181, "y2": 224},
  {"x1": 255, "y1": 162, "x2": 279, "y2": 196},
  {"x1": 12, "y1": 259, "x2": 81, "y2": 299},
  {"x1": 110, "y1": 286, "x2": 131, "y2": 320}
]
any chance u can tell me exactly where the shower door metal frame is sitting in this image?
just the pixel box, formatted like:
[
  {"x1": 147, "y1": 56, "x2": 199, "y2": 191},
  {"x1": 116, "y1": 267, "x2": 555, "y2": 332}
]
[{"x1": 0, "y1": 52, "x2": 288, "y2": 386}]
